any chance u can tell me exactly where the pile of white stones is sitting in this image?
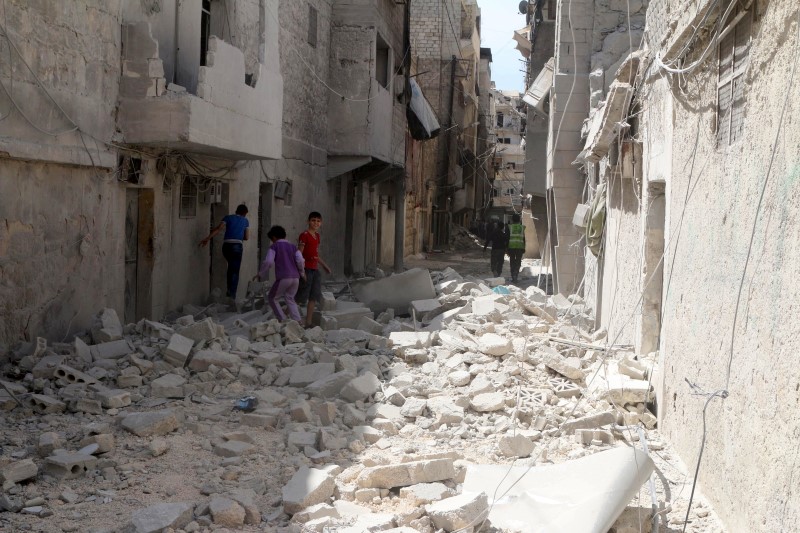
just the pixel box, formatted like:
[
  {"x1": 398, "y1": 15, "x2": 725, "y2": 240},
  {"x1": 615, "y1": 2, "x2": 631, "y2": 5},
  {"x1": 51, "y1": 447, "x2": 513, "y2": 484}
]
[{"x1": 0, "y1": 266, "x2": 661, "y2": 533}]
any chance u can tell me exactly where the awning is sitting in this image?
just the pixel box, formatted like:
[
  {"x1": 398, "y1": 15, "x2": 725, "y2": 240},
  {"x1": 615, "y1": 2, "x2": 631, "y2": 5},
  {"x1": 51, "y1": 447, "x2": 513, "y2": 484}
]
[
  {"x1": 523, "y1": 57, "x2": 554, "y2": 116},
  {"x1": 327, "y1": 156, "x2": 372, "y2": 179},
  {"x1": 513, "y1": 25, "x2": 532, "y2": 58},
  {"x1": 407, "y1": 78, "x2": 441, "y2": 141}
]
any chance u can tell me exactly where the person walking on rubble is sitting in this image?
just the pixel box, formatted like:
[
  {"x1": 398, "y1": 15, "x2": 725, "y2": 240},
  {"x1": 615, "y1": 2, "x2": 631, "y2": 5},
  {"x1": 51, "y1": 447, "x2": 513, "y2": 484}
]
[
  {"x1": 199, "y1": 204, "x2": 249, "y2": 300},
  {"x1": 296, "y1": 211, "x2": 332, "y2": 328},
  {"x1": 483, "y1": 220, "x2": 508, "y2": 278},
  {"x1": 254, "y1": 225, "x2": 306, "y2": 322},
  {"x1": 507, "y1": 213, "x2": 526, "y2": 282}
]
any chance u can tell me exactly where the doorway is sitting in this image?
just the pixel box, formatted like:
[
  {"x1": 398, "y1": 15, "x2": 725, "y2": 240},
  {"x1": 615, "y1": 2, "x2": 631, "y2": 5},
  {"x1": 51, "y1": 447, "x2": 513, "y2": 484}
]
[
  {"x1": 258, "y1": 182, "x2": 273, "y2": 275},
  {"x1": 124, "y1": 188, "x2": 155, "y2": 323}
]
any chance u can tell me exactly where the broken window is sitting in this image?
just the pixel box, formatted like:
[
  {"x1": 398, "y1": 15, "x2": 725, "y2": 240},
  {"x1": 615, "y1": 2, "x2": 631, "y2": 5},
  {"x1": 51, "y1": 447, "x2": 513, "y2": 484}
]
[
  {"x1": 506, "y1": 162, "x2": 516, "y2": 170},
  {"x1": 200, "y1": 0, "x2": 212, "y2": 67},
  {"x1": 180, "y1": 178, "x2": 198, "y2": 218},
  {"x1": 496, "y1": 112, "x2": 504, "y2": 128},
  {"x1": 717, "y1": 7, "x2": 751, "y2": 147},
  {"x1": 308, "y1": 5, "x2": 318, "y2": 48},
  {"x1": 376, "y1": 34, "x2": 390, "y2": 89}
]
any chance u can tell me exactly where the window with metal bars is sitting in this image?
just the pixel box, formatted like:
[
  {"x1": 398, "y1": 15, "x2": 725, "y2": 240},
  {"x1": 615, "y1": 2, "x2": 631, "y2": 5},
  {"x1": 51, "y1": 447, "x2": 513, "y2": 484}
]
[
  {"x1": 717, "y1": 7, "x2": 752, "y2": 147},
  {"x1": 180, "y1": 178, "x2": 198, "y2": 218}
]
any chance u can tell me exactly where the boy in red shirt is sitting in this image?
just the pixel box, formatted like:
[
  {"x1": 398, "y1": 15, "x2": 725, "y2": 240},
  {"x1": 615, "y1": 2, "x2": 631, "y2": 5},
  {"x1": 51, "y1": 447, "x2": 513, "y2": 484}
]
[{"x1": 296, "y1": 211, "x2": 332, "y2": 327}]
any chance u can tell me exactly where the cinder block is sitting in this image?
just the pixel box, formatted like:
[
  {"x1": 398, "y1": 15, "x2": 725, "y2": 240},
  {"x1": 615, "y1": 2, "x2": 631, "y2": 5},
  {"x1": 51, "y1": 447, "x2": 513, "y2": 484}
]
[
  {"x1": 43, "y1": 453, "x2": 97, "y2": 480},
  {"x1": 54, "y1": 365, "x2": 97, "y2": 385},
  {"x1": 26, "y1": 394, "x2": 66, "y2": 414}
]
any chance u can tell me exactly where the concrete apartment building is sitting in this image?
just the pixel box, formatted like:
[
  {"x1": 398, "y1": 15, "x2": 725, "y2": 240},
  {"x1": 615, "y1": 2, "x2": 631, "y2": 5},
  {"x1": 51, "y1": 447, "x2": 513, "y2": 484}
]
[
  {"x1": 521, "y1": 0, "x2": 800, "y2": 529},
  {"x1": 487, "y1": 89, "x2": 525, "y2": 223},
  {"x1": 410, "y1": 0, "x2": 483, "y2": 249},
  {"x1": 0, "y1": 0, "x2": 409, "y2": 346}
]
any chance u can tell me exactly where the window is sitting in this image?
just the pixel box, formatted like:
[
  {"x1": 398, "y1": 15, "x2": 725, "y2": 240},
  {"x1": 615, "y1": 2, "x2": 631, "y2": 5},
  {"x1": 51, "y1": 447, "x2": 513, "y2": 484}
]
[
  {"x1": 333, "y1": 176, "x2": 342, "y2": 205},
  {"x1": 506, "y1": 162, "x2": 516, "y2": 170},
  {"x1": 504, "y1": 137, "x2": 511, "y2": 144},
  {"x1": 496, "y1": 112, "x2": 504, "y2": 128},
  {"x1": 717, "y1": 8, "x2": 751, "y2": 146},
  {"x1": 376, "y1": 34, "x2": 390, "y2": 89},
  {"x1": 200, "y1": 0, "x2": 212, "y2": 67},
  {"x1": 308, "y1": 5, "x2": 318, "y2": 48},
  {"x1": 180, "y1": 178, "x2": 198, "y2": 218}
]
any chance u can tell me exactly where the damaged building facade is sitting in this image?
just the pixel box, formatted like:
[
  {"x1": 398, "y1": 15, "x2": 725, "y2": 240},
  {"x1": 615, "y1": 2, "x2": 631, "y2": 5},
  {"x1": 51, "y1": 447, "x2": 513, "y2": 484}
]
[
  {"x1": 409, "y1": 0, "x2": 486, "y2": 249},
  {"x1": 0, "y1": 0, "x2": 413, "y2": 346},
  {"x1": 521, "y1": 0, "x2": 800, "y2": 529}
]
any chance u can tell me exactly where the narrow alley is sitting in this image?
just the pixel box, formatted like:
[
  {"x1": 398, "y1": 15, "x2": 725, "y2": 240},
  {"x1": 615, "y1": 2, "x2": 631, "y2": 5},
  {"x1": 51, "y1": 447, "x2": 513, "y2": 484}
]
[{"x1": 2, "y1": 0, "x2": 800, "y2": 532}]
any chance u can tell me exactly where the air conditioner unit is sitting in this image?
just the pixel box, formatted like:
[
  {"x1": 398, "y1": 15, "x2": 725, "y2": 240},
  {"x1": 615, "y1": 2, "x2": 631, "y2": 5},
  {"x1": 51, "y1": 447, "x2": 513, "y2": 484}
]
[{"x1": 200, "y1": 181, "x2": 223, "y2": 204}]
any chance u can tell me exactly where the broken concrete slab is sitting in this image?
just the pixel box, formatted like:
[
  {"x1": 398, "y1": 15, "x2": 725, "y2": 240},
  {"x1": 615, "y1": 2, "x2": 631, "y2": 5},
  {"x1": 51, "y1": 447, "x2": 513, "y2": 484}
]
[
  {"x1": 340, "y1": 373, "x2": 381, "y2": 402},
  {"x1": 91, "y1": 308, "x2": 123, "y2": 343},
  {"x1": 462, "y1": 447, "x2": 655, "y2": 532},
  {"x1": 477, "y1": 333, "x2": 513, "y2": 356},
  {"x1": 120, "y1": 409, "x2": 181, "y2": 437},
  {"x1": 282, "y1": 466, "x2": 336, "y2": 514},
  {"x1": 163, "y1": 333, "x2": 194, "y2": 367},
  {"x1": 289, "y1": 363, "x2": 336, "y2": 387},
  {"x1": 351, "y1": 268, "x2": 436, "y2": 314},
  {"x1": 356, "y1": 458, "x2": 456, "y2": 489},
  {"x1": 0, "y1": 459, "x2": 38, "y2": 484},
  {"x1": 91, "y1": 339, "x2": 133, "y2": 360},
  {"x1": 128, "y1": 502, "x2": 194, "y2": 533},
  {"x1": 188, "y1": 350, "x2": 241, "y2": 372},
  {"x1": 426, "y1": 492, "x2": 489, "y2": 532}
]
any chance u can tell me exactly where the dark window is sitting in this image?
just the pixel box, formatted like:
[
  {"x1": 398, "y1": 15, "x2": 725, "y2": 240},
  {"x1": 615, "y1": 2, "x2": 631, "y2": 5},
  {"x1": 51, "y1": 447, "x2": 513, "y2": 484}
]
[
  {"x1": 180, "y1": 178, "x2": 198, "y2": 218},
  {"x1": 308, "y1": 5, "x2": 318, "y2": 48},
  {"x1": 717, "y1": 8, "x2": 751, "y2": 147},
  {"x1": 200, "y1": 0, "x2": 212, "y2": 67},
  {"x1": 496, "y1": 112, "x2": 504, "y2": 128},
  {"x1": 376, "y1": 34, "x2": 390, "y2": 89}
]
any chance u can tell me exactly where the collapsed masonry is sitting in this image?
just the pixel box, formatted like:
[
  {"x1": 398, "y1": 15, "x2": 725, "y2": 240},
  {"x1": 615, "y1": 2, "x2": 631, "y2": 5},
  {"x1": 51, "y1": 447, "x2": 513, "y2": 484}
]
[{"x1": 0, "y1": 267, "x2": 685, "y2": 533}]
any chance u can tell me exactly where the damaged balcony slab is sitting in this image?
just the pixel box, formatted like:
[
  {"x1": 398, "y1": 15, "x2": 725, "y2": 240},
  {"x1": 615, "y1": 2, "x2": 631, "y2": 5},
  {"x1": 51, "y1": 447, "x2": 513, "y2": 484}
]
[
  {"x1": 118, "y1": 23, "x2": 282, "y2": 160},
  {"x1": 462, "y1": 447, "x2": 655, "y2": 532},
  {"x1": 579, "y1": 81, "x2": 634, "y2": 163}
]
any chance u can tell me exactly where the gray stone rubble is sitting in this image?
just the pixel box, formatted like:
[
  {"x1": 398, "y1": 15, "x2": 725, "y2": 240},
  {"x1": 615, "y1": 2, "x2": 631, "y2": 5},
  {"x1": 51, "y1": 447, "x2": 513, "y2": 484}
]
[{"x1": 0, "y1": 267, "x2": 720, "y2": 532}]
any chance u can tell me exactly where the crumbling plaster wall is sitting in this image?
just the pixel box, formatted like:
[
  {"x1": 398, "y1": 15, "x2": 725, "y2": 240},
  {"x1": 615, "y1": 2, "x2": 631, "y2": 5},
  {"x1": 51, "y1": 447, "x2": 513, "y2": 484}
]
[
  {"x1": 0, "y1": 160, "x2": 125, "y2": 346},
  {"x1": 0, "y1": 0, "x2": 119, "y2": 167},
  {"x1": 0, "y1": 1, "x2": 124, "y2": 347},
  {"x1": 641, "y1": 0, "x2": 800, "y2": 530}
]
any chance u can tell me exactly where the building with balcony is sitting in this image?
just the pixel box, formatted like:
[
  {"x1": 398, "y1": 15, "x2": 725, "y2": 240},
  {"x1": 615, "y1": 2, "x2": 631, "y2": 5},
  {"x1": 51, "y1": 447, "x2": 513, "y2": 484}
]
[{"x1": 0, "y1": 0, "x2": 284, "y2": 343}]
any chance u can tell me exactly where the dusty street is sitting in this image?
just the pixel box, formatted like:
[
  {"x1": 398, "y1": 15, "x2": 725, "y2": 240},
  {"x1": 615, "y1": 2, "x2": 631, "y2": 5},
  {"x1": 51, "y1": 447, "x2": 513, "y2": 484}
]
[{"x1": 0, "y1": 241, "x2": 727, "y2": 532}]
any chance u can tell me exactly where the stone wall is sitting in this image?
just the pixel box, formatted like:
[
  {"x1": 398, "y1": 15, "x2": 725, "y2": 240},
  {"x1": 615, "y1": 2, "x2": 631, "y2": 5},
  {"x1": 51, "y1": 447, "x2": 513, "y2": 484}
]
[{"x1": 635, "y1": 0, "x2": 800, "y2": 530}]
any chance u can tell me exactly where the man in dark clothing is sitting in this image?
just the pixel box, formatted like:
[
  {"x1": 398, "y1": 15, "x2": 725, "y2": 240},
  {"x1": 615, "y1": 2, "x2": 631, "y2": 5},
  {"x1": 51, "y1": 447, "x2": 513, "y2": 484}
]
[{"x1": 483, "y1": 221, "x2": 508, "y2": 277}]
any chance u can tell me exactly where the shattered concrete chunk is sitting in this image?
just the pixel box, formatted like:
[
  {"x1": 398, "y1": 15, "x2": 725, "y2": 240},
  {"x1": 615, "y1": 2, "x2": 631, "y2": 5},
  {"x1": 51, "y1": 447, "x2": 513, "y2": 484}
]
[
  {"x1": 91, "y1": 308, "x2": 123, "y2": 343},
  {"x1": 477, "y1": 333, "x2": 513, "y2": 356},
  {"x1": 340, "y1": 373, "x2": 381, "y2": 402},
  {"x1": 188, "y1": 349, "x2": 240, "y2": 372},
  {"x1": 282, "y1": 466, "x2": 336, "y2": 514},
  {"x1": 209, "y1": 496, "x2": 246, "y2": 527},
  {"x1": 0, "y1": 459, "x2": 38, "y2": 484},
  {"x1": 425, "y1": 491, "x2": 489, "y2": 532},
  {"x1": 356, "y1": 458, "x2": 456, "y2": 489},
  {"x1": 470, "y1": 392, "x2": 506, "y2": 412},
  {"x1": 121, "y1": 409, "x2": 181, "y2": 437},
  {"x1": 163, "y1": 333, "x2": 194, "y2": 367},
  {"x1": 289, "y1": 363, "x2": 336, "y2": 387},
  {"x1": 128, "y1": 502, "x2": 194, "y2": 533}
]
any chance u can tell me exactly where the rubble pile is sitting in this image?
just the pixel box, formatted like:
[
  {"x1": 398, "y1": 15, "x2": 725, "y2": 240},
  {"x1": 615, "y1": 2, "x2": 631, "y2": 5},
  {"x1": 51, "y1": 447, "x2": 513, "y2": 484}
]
[{"x1": 0, "y1": 267, "x2": 693, "y2": 533}]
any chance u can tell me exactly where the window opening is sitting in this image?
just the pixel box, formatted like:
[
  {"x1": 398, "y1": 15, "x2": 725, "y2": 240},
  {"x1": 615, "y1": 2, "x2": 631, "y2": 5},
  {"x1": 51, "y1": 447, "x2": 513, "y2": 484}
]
[
  {"x1": 180, "y1": 178, "x2": 198, "y2": 218},
  {"x1": 717, "y1": 7, "x2": 751, "y2": 147},
  {"x1": 308, "y1": 5, "x2": 318, "y2": 48},
  {"x1": 496, "y1": 112, "x2": 504, "y2": 128},
  {"x1": 376, "y1": 34, "x2": 390, "y2": 89},
  {"x1": 201, "y1": 0, "x2": 212, "y2": 67}
]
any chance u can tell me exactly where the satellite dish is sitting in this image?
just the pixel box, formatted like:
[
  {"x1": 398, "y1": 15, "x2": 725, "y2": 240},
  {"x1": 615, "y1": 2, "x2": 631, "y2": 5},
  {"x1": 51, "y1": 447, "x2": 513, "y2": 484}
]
[{"x1": 518, "y1": 0, "x2": 529, "y2": 15}]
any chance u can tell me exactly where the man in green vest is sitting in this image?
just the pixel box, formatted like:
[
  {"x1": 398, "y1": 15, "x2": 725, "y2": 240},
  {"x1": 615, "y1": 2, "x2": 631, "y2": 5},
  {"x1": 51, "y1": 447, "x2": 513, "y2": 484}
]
[{"x1": 507, "y1": 213, "x2": 526, "y2": 282}]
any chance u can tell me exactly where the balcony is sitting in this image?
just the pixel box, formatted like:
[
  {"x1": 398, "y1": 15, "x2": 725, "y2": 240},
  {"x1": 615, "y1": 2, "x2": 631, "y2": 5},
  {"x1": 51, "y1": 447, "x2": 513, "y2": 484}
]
[
  {"x1": 327, "y1": 1, "x2": 405, "y2": 174},
  {"x1": 117, "y1": 22, "x2": 282, "y2": 160}
]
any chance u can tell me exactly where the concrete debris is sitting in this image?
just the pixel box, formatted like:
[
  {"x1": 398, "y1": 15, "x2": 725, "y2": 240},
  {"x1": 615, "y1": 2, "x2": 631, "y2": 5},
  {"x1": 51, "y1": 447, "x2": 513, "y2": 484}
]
[{"x1": 0, "y1": 265, "x2": 692, "y2": 532}]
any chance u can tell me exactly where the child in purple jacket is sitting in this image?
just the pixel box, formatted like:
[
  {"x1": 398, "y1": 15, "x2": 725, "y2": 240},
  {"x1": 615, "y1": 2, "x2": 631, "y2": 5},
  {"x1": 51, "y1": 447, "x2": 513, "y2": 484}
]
[{"x1": 255, "y1": 226, "x2": 306, "y2": 321}]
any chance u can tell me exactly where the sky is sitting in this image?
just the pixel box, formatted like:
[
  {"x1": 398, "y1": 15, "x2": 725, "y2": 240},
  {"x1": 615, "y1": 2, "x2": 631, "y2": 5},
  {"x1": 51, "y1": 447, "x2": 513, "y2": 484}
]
[{"x1": 476, "y1": 0, "x2": 528, "y2": 92}]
